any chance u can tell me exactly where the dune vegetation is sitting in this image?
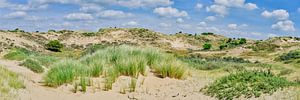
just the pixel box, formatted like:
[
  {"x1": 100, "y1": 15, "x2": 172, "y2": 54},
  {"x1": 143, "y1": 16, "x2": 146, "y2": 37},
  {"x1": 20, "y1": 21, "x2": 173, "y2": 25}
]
[
  {"x1": 0, "y1": 66, "x2": 25, "y2": 99},
  {"x1": 44, "y1": 45, "x2": 187, "y2": 90}
]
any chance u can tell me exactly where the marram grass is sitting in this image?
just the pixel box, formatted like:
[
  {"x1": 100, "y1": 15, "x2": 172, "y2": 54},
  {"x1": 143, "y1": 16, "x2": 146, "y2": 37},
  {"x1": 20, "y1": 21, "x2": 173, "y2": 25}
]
[{"x1": 44, "y1": 45, "x2": 187, "y2": 89}]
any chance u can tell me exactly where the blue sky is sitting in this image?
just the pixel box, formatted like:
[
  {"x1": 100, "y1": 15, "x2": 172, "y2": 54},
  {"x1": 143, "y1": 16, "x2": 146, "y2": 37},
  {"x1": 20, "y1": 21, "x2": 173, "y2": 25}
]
[{"x1": 0, "y1": 0, "x2": 300, "y2": 39}]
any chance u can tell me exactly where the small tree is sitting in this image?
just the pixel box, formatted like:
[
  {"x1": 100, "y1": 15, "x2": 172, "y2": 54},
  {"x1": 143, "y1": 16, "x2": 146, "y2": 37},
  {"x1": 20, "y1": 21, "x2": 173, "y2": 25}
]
[
  {"x1": 46, "y1": 40, "x2": 63, "y2": 52},
  {"x1": 239, "y1": 38, "x2": 247, "y2": 44},
  {"x1": 219, "y1": 44, "x2": 227, "y2": 50},
  {"x1": 203, "y1": 43, "x2": 212, "y2": 50}
]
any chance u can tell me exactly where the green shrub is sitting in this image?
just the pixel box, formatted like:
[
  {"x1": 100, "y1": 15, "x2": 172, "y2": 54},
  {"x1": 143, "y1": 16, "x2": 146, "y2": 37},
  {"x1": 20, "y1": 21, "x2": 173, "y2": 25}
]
[
  {"x1": 251, "y1": 41, "x2": 279, "y2": 52},
  {"x1": 201, "y1": 70, "x2": 292, "y2": 100},
  {"x1": 219, "y1": 44, "x2": 227, "y2": 50},
  {"x1": 277, "y1": 50, "x2": 300, "y2": 62},
  {"x1": 239, "y1": 38, "x2": 247, "y2": 44},
  {"x1": 201, "y1": 32, "x2": 214, "y2": 35},
  {"x1": 82, "y1": 32, "x2": 97, "y2": 37},
  {"x1": 20, "y1": 59, "x2": 44, "y2": 73},
  {"x1": 203, "y1": 43, "x2": 212, "y2": 50},
  {"x1": 46, "y1": 40, "x2": 64, "y2": 52},
  {"x1": 82, "y1": 44, "x2": 108, "y2": 56}
]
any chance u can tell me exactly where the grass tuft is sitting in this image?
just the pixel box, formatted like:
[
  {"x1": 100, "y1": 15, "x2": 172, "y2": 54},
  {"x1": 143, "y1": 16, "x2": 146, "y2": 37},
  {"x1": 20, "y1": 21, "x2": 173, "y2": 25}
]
[
  {"x1": 20, "y1": 59, "x2": 44, "y2": 73},
  {"x1": 201, "y1": 70, "x2": 293, "y2": 100},
  {"x1": 0, "y1": 66, "x2": 25, "y2": 99}
]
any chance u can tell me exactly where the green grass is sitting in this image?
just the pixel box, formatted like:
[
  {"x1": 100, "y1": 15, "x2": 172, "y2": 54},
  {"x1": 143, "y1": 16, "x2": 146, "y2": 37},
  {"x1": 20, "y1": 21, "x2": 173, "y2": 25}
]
[
  {"x1": 44, "y1": 59, "x2": 85, "y2": 87},
  {"x1": 20, "y1": 59, "x2": 44, "y2": 73},
  {"x1": 201, "y1": 70, "x2": 293, "y2": 100},
  {"x1": 3, "y1": 48, "x2": 58, "y2": 68},
  {"x1": 180, "y1": 57, "x2": 269, "y2": 71},
  {"x1": 44, "y1": 45, "x2": 187, "y2": 90},
  {"x1": 0, "y1": 66, "x2": 25, "y2": 99},
  {"x1": 3, "y1": 48, "x2": 33, "y2": 61}
]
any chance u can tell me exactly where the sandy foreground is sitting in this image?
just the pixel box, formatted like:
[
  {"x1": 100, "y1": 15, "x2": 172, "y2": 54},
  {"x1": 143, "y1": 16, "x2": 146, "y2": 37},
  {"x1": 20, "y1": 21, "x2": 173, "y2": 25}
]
[{"x1": 0, "y1": 59, "x2": 298, "y2": 100}]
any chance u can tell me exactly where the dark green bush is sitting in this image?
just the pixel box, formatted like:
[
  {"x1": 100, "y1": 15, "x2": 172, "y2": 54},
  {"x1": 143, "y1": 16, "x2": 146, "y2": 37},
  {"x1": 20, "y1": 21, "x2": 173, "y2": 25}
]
[
  {"x1": 201, "y1": 70, "x2": 292, "y2": 100},
  {"x1": 203, "y1": 43, "x2": 212, "y2": 50},
  {"x1": 277, "y1": 50, "x2": 300, "y2": 61},
  {"x1": 46, "y1": 40, "x2": 64, "y2": 52},
  {"x1": 20, "y1": 59, "x2": 44, "y2": 73},
  {"x1": 82, "y1": 32, "x2": 97, "y2": 36},
  {"x1": 251, "y1": 41, "x2": 279, "y2": 52},
  {"x1": 239, "y1": 38, "x2": 247, "y2": 44},
  {"x1": 201, "y1": 32, "x2": 214, "y2": 35}
]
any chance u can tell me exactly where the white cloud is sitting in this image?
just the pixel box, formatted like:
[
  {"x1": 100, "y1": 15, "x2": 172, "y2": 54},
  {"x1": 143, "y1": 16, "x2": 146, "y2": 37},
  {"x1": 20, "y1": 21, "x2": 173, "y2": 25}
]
[
  {"x1": 79, "y1": 4, "x2": 102, "y2": 13},
  {"x1": 176, "y1": 18, "x2": 184, "y2": 23},
  {"x1": 206, "y1": 5, "x2": 228, "y2": 16},
  {"x1": 268, "y1": 33, "x2": 278, "y2": 37},
  {"x1": 97, "y1": 10, "x2": 133, "y2": 19},
  {"x1": 251, "y1": 32, "x2": 262, "y2": 36},
  {"x1": 160, "y1": 23, "x2": 172, "y2": 27},
  {"x1": 195, "y1": 3, "x2": 203, "y2": 10},
  {"x1": 245, "y1": 3, "x2": 258, "y2": 10},
  {"x1": 261, "y1": 9, "x2": 289, "y2": 20},
  {"x1": 215, "y1": 0, "x2": 245, "y2": 7},
  {"x1": 205, "y1": 16, "x2": 217, "y2": 21},
  {"x1": 4, "y1": 11, "x2": 27, "y2": 19},
  {"x1": 227, "y1": 23, "x2": 248, "y2": 30},
  {"x1": 228, "y1": 24, "x2": 238, "y2": 30},
  {"x1": 64, "y1": 13, "x2": 94, "y2": 21},
  {"x1": 198, "y1": 22, "x2": 207, "y2": 27},
  {"x1": 207, "y1": 0, "x2": 258, "y2": 16},
  {"x1": 153, "y1": 7, "x2": 188, "y2": 18},
  {"x1": 28, "y1": 0, "x2": 173, "y2": 9},
  {"x1": 122, "y1": 21, "x2": 138, "y2": 26},
  {"x1": 271, "y1": 20, "x2": 295, "y2": 31}
]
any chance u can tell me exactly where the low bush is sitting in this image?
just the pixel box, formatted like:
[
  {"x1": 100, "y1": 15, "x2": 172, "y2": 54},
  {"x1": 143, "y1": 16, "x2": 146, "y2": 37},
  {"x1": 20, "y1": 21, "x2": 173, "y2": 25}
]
[
  {"x1": 251, "y1": 41, "x2": 279, "y2": 52},
  {"x1": 277, "y1": 50, "x2": 300, "y2": 62},
  {"x1": 203, "y1": 43, "x2": 212, "y2": 50},
  {"x1": 180, "y1": 57, "x2": 253, "y2": 70},
  {"x1": 46, "y1": 40, "x2": 64, "y2": 52},
  {"x1": 20, "y1": 59, "x2": 44, "y2": 73},
  {"x1": 201, "y1": 70, "x2": 292, "y2": 100}
]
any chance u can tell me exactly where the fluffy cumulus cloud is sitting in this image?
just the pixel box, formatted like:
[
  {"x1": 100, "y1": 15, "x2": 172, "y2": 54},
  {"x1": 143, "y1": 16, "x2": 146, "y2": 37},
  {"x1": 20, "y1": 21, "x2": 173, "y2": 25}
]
[
  {"x1": 176, "y1": 18, "x2": 184, "y2": 23},
  {"x1": 97, "y1": 10, "x2": 133, "y2": 19},
  {"x1": 271, "y1": 20, "x2": 296, "y2": 31},
  {"x1": 160, "y1": 23, "x2": 172, "y2": 28},
  {"x1": 205, "y1": 16, "x2": 217, "y2": 21},
  {"x1": 28, "y1": 0, "x2": 173, "y2": 8},
  {"x1": 64, "y1": 13, "x2": 94, "y2": 21},
  {"x1": 122, "y1": 21, "x2": 138, "y2": 26},
  {"x1": 153, "y1": 7, "x2": 188, "y2": 18},
  {"x1": 227, "y1": 23, "x2": 248, "y2": 30},
  {"x1": 207, "y1": 0, "x2": 258, "y2": 16},
  {"x1": 206, "y1": 5, "x2": 228, "y2": 16},
  {"x1": 227, "y1": 24, "x2": 238, "y2": 29},
  {"x1": 261, "y1": 9, "x2": 289, "y2": 20},
  {"x1": 245, "y1": 3, "x2": 258, "y2": 10},
  {"x1": 4, "y1": 11, "x2": 27, "y2": 19},
  {"x1": 79, "y1": 4, "x2": 102, "y2": 13},
  {"x1": 261, "y1": 9, "x2": 295, "y2": 32},
  {"x1": 198, "y1": 22, "x2": 207, "y2": 27},
  {"x1": 195, "y1": 3, "x2": 203, "y2": 10}
]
